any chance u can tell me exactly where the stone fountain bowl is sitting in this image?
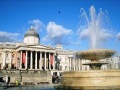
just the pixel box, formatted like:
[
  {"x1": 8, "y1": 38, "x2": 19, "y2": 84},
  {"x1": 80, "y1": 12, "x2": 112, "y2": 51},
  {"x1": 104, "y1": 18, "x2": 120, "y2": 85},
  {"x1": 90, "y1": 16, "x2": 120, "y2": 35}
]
[
  {"x1": 76, "y1": 49, "x2": 115, "y2": 60},
  {"x1": 55, "y1": 70, "x2": 120, "y2": 90}
]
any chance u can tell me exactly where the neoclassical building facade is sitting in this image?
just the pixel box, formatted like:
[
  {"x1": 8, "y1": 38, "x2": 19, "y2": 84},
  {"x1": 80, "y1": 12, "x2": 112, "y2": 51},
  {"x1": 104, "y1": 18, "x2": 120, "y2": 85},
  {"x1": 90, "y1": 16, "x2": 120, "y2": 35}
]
[
  {"x1": 55, "y1": 44, "x2": 90, "y2": 72},
  {"x1": 0, "y1": 26, "x2": 56, "y2": 70}
]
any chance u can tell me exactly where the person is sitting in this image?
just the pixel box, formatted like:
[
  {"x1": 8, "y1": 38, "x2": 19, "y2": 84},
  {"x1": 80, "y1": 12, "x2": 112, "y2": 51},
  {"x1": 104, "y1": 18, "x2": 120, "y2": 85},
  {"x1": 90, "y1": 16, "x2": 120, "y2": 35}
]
[
  {"x1": 42, "y1": 66, "x2": 45, "y2": 71},
  {"x1": 0, "y1": 77, "x2": 5, "y2": 83},
  {"x1": 5, "y1": 75, "x2": 10, "y2": 86},
  {"x1": 16, "y1": 80, "x2": 19, "y2": 85},
  {"x1": 52, "y1": 72, "x2": 59, "y2": 83},
  {"x1": 55, "y1": 74, "x2": 59, "y2": 82},
  {"x1": 52, "y1": 73, "x2": 56, "y2": 83}
]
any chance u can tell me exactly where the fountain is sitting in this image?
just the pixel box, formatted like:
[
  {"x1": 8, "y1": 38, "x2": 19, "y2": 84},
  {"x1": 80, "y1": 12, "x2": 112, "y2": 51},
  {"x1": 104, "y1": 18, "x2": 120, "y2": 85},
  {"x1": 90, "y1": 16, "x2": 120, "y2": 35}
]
[
  {"x1": 76, "y1": 49, "x2": 115, "y2": 70},
  {"x1": 55, "y1": 6, "x2": 120, "y2": 90}
]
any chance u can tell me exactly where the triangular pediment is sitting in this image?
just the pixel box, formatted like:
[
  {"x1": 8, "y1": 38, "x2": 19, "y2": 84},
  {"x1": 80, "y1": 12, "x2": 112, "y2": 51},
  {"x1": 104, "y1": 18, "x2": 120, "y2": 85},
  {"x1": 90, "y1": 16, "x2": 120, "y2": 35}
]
[
  {"x1": 16, "y1": 44, "x2": 55, "y2": 52},
  {"x1": 28, "y1": 44, "x2": 52, "y2": 49},
  {"x1": 21, "y1": 44, "x2": 54, "y2": 50}
]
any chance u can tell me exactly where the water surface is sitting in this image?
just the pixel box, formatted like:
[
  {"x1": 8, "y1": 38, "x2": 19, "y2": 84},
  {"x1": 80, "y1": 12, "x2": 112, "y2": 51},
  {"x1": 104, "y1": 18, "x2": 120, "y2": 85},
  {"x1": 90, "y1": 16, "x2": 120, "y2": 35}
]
[{"x1": 0, "y1": 85, "x2": 55, "y2": 90}]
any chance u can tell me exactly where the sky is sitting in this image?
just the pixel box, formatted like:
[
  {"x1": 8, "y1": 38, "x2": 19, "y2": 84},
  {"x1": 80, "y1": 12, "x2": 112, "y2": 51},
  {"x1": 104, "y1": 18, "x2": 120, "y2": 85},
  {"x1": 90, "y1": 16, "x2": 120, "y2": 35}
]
[{"x1": 0, "y1": 0, "x2": 120, "y2": 54}]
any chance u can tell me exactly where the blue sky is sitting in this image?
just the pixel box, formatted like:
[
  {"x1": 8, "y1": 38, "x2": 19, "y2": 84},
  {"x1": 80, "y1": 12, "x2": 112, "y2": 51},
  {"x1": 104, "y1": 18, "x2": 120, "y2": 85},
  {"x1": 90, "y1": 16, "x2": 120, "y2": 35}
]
[{"x1": 0, "y1": 0, "x2": 120, "y2": 53}]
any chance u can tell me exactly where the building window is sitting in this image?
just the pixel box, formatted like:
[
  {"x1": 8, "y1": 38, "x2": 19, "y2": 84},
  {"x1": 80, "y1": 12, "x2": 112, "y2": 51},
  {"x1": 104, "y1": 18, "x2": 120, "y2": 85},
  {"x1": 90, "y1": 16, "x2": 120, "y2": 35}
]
[
  {"x1": 12, "y1": 53, "x2": 14, "y2": 58},
  {"x1": 6, "y1": 52, "x2": 9, "y2": 58},
  {"x1": 85, "y1": 67, "x2": 87, "y2": 70},
  {"x1": 12, "y1": 64, "x2": 15, "y2": 69},
  {"x1": 65, "y1": 58, "x2": 67, "y2": 62},
  {"x1": 6, "y1": 64, "x2": 8, "y2": 68},
  {"x1": 65, "y1": 66, "x2": 67, "y2": 70},
  {"x1": 60, "y1": 58, "x2": 62, "y2": 61},
  {"x1": 60, "y1": 66, "x2": 62, "y2": 70}
]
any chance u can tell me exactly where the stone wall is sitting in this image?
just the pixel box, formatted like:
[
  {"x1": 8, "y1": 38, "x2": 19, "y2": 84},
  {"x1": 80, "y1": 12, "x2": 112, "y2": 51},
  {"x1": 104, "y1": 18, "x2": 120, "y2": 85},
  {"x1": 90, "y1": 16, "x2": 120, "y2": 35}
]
[{"x1": 0, "y1": 70, "x2": 52, "y2": 85}]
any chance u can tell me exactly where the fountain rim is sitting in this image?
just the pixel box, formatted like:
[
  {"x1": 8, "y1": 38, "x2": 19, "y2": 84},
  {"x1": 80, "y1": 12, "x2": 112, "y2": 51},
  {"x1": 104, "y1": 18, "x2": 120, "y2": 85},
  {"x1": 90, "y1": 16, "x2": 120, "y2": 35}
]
[
  {"x1": 76, "y1": 49, "x2": 116, "y2": 53},
  {"x1": 75, "y1": 49, "x2": 116, "y2": 60}
]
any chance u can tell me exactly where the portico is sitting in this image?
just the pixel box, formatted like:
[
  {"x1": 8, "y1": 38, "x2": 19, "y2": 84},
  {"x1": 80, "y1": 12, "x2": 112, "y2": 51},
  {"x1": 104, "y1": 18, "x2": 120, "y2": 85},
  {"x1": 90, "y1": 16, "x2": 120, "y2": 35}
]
[{"x1": 16, "y1": 45, "x2": 55, "y2": 70}]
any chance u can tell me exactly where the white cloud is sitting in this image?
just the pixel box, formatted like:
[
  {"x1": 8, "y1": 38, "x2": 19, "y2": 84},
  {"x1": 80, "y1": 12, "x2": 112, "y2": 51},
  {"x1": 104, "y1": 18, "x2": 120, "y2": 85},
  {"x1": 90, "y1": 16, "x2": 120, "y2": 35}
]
[
  {"x1": 79, "y1": 27, "x2": 113, "y2": 41},
  {"x1": 42, "y1": 22, "x2": 72, "y2": 45},
  {"x1": 116, "y1": 32, "x2": 120, "y2": 41},
  {"x1": 97, "y1": 29, "x2": 113, "y2": 42},
  {"x1": 0, "y1": 31, "x2": 19, "y2": 42},
  {"x1": 28, "y1": 19, "x2": 45, "y2": 31},
  {"x1": 78, "y1": 27, "x2": 89, "y2": 39}
]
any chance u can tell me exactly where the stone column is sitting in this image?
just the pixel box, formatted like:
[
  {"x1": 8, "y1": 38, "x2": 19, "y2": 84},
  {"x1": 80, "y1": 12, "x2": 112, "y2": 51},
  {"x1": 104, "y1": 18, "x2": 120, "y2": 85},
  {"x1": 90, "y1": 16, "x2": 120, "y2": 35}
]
[
  {"x1": 74, "y1": 59, "x2": 76, "y2": 71},
  {"x1": 30, "y1": 51, "x2": 33, "y2": 69},
  {"x1": 68, "y1": 57, "x2": 70, "y2": 71},
  {"x1": 69, "y1": 57, "x2": 71, "y2": 71},
  {"x1": 71, "y1": 58, "x2": 73, "y2": 70},
  {"x1": 53, "y1": 53, "x2": 55, "y2": 70},
  {"x1": 77, "y1": 59, "x2": 79, "y2": 70},
  {"x1": 35, "y1": 51, "x2": 38, "y2": 69},
  {"x1": 81, "y1": 59, "x2": 83, "y2": 70},
  {"x1": 2, "y1": 51, "x2": 6, "y2": 69},
  {"x1": 25, "y1": 51, "x2": 28, "y2": 69},
  {"x1": 9, "y1": 52, "x2": 12, "y2": 69},
  {"x1": 44, "y1": 52, "x2": 46, "y2": 70},
  {"x1": 49, "y1": 53, "x2": 51, "y2": 70},
  {"x1": 78, "y1": 59, "x2": 80, "y2": 70},
  {"x1": 20, "y1": 51, "x2": 22, "y2": 69},
  {"x1": 70, "y1": 57, "x2": 72, "y2": 71},
  {"x1": 78, "y1": 59, "x2": 79, "y2": 70},
  {"x1": 39, "y1": 52, "x2": 42, "y2": 70},
  {"x1": 76, "y1": 59, "x2": 77, "y2": 71},
  {"x1": 16, "y1": 52, "x2": 18, "y2": 69},
  {"x1": 75, "y1": 59, "x2": 77, "y2": 71}
]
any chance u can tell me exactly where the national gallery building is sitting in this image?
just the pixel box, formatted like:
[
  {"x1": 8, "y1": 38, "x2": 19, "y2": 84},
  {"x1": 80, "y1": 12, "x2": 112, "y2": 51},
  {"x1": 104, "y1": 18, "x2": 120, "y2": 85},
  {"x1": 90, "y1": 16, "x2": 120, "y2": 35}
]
[{"x1": 0, "y1": 26, "x2": 56, "y2": 70}]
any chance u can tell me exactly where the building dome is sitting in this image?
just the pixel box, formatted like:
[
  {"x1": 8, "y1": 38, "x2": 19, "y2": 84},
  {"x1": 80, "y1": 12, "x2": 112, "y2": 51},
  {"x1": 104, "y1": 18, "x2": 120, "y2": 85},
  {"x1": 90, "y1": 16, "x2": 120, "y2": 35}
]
[
  {"x1": 23, "y1": 26, "x2": 40, "y2": 44},
  {"x1": 24, "y1": 26, "x2": 39, "y2": 38}
]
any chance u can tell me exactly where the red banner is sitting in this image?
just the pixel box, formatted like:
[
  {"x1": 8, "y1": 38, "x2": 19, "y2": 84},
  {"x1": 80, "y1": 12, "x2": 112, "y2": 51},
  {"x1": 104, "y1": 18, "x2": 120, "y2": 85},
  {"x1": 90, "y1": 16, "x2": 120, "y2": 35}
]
[
  {"x1": 50, "y1": 54, "x2": 53, "y2": 65},
  {"x1": 22, "y1": 53, "x2": 26, "y2": 64}
]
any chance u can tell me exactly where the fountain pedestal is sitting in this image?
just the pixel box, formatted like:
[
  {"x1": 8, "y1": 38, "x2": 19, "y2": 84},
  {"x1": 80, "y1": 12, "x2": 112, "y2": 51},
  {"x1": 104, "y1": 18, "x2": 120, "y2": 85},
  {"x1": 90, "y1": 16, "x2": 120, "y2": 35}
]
[{"x1": 83, "y1": 61, "x2": 108, "y2": 70}]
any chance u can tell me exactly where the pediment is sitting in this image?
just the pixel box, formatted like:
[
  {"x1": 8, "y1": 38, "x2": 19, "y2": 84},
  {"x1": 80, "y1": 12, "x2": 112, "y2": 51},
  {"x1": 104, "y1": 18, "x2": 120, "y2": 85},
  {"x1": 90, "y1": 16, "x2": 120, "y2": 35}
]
[{"x1": 22, "y1": 44, "x2": 54, "y2": 50}]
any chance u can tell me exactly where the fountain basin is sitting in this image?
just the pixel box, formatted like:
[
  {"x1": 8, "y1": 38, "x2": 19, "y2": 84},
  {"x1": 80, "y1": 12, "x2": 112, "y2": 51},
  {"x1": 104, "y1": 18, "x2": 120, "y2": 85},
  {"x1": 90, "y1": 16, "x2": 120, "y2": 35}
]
[
  {"x1": 76, "y1": 49, "x2": 115, "y2": 60},
  {"x1": 55, "y1": 70, "x2": 120, "y2": 90}
]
